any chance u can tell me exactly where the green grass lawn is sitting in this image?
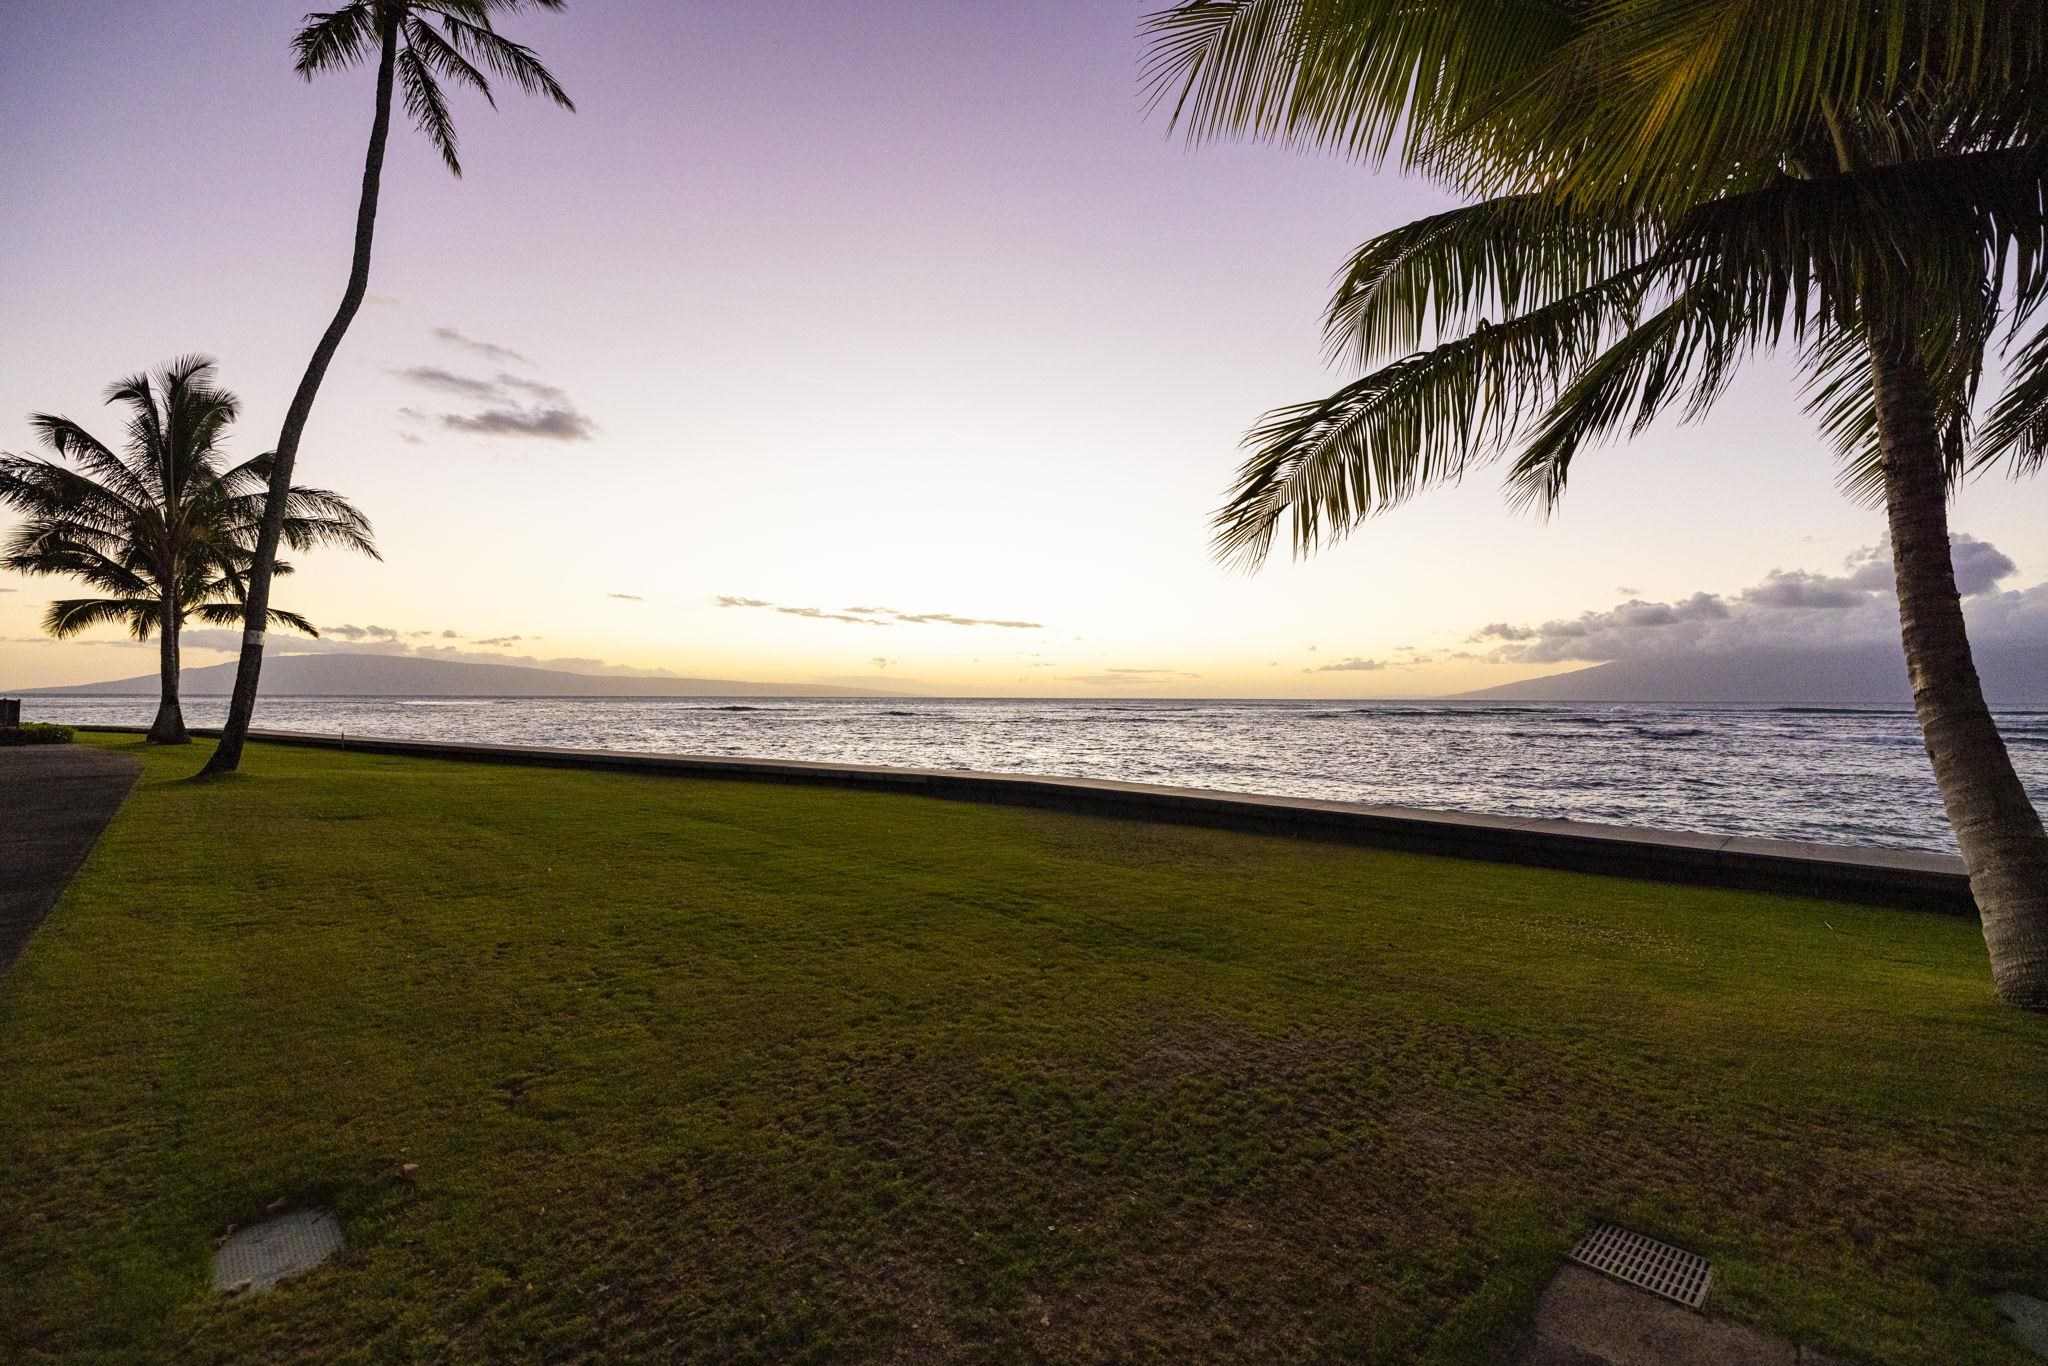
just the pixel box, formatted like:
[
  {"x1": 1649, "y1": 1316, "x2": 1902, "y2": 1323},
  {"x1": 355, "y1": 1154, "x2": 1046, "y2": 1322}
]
[{"x1": 3, "y1": 735, "x2": 2045, "y2": 1363}]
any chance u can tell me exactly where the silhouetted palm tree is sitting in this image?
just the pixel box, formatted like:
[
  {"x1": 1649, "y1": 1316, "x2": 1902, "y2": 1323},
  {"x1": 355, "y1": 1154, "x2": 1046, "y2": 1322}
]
[
  {"x1": 1, "y1": 357, "x2": 377, "y2": 743},
  {"x1": 1147, "y1": 2, "x2": 2048, "y2": 1006},
  {"x1": 205, "y1": 0, "x2": 573, "y2": 775}
]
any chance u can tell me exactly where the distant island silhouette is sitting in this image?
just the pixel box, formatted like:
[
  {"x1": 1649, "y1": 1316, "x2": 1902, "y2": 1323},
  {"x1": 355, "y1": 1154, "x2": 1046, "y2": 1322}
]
[{"x1": 1460, "y1": 641, "x2": 2048, "y2": 706}]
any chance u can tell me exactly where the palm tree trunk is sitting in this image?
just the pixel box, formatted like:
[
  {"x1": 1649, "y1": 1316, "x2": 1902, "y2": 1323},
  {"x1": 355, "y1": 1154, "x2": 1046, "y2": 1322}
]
[
  {"x1": 146, "y1": 592, "x2": 189, "y2": 745},
  {"x1": 201, "y1": 10, "x2": 399, "y2": 777},
  {"x1": 1871, "y1": 336, "x2": 2048, "y2": 1008}
]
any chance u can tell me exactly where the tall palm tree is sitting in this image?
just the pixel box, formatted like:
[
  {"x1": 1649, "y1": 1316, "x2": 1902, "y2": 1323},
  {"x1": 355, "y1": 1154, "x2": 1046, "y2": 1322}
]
[
  {"x1": 204, "y1": 0, "x2": 573, "y2": 776},
  {"x1": 1145, "y1": 1, "x2": 2048, "y2": 1006},
  {"x1": 0, "y1": 357, "x2": 378, "y2": 744}
]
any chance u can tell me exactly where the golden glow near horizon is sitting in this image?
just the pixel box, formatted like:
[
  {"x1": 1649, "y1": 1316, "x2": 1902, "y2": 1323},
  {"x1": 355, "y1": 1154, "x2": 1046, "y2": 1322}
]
[{"x1": 4, "y1": 3, "x2": 2047, "y2": 697}]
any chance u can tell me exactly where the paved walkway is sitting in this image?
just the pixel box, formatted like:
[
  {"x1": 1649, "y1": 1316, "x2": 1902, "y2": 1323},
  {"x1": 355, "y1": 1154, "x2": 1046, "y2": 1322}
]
[
  {"x1": 0, "y1": 744, "x2": 139, "y2": 975},
  {"x1": 1509, "y1": 1265, "x2": 1856, "y2": 1365}
]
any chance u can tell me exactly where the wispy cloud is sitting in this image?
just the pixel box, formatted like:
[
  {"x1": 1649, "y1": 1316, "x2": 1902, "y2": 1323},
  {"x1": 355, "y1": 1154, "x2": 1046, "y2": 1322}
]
[
  {"x1": 175, "y1": 628, "x2": 683, "y2": 679},
  {"x1": 782, "y1": 606, "x2": 888, "y2": 625},
  {"x1": 392, "y1": 366, "x2": 503, "y2": 401},
  {"x1": 440, "y1": 405, "x2": 596, "y2": 442},
  {"x1": 396, "y1": 337, "x2": 594, "y2": 442},
  {"x1": 433, "y1": 326, "x2": 528, "y2": 365},
  {"x1": 891, "y1": 611, "x2": 1043, "y2": 629},
  {"x1": 321, "y1": 623, "x2": 404, "y2": 642},
  {"x1": 714, "y1": 596, "x2": 1044, "y2": 630},
  {"x1": 607, "y1": 593, "x2": 644, "y2": 602},
  {"x1": 1062, "y1": 666, "x2": 1199, "y2": 683},
  {"x1": 1308, "y1": 657, "x2": 1387, "y2": 672}
]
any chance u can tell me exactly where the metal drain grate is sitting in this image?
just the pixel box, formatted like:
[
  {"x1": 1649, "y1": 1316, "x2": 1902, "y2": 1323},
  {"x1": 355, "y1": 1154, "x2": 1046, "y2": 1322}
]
[{"x1": 1568, "y1": 1222, "x2": 1712, "y2": 1309}]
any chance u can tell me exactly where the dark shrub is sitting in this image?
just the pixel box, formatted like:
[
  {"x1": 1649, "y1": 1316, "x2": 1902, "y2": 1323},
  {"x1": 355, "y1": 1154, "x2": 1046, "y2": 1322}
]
[{"x1": 0, "y1": 723, "x2": 74, "y2": 746}]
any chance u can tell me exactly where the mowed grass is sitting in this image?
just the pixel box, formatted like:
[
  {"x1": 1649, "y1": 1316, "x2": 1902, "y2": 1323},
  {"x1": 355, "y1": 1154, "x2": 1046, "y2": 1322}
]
[{"x1": 3, "y1": 736, "x2": 2046, "y2": 1364}]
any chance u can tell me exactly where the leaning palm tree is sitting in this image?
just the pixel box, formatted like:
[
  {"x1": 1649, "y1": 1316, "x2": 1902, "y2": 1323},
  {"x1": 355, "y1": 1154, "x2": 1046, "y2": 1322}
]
[
  {"x1": 0, "y1": 357, "x2": 378, "y2": 744},
  {"x1": 204, "y1": 0, "x2": 573, "y2": 776},
  {"x1": 1146, "y1": 2, "x2": 2048, "y2": 1007}
]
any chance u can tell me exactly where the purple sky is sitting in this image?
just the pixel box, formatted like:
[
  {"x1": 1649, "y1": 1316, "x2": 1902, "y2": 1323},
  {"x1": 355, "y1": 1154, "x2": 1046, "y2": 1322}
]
[{"x1": 4, "y1": 1, "x2": 2045, "y2": 695}]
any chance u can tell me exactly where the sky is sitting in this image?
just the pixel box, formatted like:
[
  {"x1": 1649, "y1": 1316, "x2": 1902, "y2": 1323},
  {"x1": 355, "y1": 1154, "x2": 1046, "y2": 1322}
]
[{"x1": 4, "y1": 0, "x2": 2047, "y2": 698}]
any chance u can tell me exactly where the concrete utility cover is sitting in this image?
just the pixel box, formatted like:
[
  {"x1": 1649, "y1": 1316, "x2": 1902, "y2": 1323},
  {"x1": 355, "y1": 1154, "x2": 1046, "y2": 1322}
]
[
  {"x1": 1511, "y1": 1264, "x2": 1819, "y2": 1365},
  {"x1": 213, "y1": 1208, "x2": 344, "y2": 1294},
  {"x1": 1997, "y1": 1292, "x2": 2048, "y2": 1359}
]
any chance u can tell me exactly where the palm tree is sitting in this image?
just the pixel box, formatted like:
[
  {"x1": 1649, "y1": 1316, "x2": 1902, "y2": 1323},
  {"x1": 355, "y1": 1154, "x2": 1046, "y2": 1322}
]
[
  {"x1": 0, "y1": 357, "x2": 378, "y2": 744},
  {"x1": 204, "y1": 0, "x2": 573, "y2": 776},
  {"x1": 1145, "y1": 2, "x2": 2048, "y2": 1006}
]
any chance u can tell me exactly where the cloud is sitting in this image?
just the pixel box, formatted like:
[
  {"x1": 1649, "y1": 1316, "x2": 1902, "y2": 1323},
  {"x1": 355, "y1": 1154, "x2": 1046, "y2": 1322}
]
[
  {"x1": 321, "y1": 623, "x2": 404, "y2": 642},
  {"x1": 891, "y1": 611, "x2": 1044, "y2": 629},
  {"x1": 1061, "y1": 666, "x2": 1200, "y2": 683},
  {"x1": 870, "y1": 657, "x2": 898, "y2": 671},
  {"x1": 714, "y1": 596, "x2": 1045, "y2": 630},
  {"x1": 175, "y1": 628, "x2": 683, "y2": 679},
  {"x1": 440, "y1": 629, "x2": 458, "y2": 639},
  {"x1": 1475, "y1": 535, "x2": 2032, "y2": 666},
  {"x1": 777, "y1": 606, "x2": 887, "y2": 625},
  {"x1": 497, "y1": 373, "x2": 569, "y2": 404},
  {"x1": 1740, "y1": 569, "x2": 1871, "y2": 609},
  {"x1": 1307, "y1": 657, "x2": 1387, "y2": 672},
  {"x1": 1949, "y1": 538, "x2": 2020, "y2": 595},
  {"x1": 433, "y1": 326, "x2": 528, "y2": 365},
  {"x1": 441, "y1": 406, "x2": 596, "y2": 442},
  {"x1": 607, "y1": 593, "x2": 645, "y2": 602},
  {"x1": 392, "y1": 366, "x2": 503, "y2": 401},
  {"x1": 0, "y1": 634, "x2": 148, "y2": 647},
  {"x1": 397, "y1": 339, "x2": 593, "y2": 442}
]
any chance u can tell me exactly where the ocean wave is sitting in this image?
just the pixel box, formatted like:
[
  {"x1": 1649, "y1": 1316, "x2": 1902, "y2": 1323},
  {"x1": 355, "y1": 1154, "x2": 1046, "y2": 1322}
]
[{"x1": 28, "y1": 694, "x2": 2046, "y2": 852}]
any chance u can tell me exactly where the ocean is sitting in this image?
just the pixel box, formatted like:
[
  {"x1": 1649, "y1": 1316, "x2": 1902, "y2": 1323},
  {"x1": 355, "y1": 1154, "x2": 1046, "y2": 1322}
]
[{"x1": 28, "y1": 695, "x2": 2048, "y2": 853}]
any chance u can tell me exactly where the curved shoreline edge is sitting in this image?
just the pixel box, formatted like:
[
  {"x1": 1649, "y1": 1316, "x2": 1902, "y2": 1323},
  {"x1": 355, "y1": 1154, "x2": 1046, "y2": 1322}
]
[{"x1": 83, "y1": 725, "x2": 1974, "y2": 916}]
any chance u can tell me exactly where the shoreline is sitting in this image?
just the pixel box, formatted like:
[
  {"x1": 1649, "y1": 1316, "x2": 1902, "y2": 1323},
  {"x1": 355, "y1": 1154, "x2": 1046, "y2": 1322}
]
[{"x1": 79, "y1": 725, "x2": 1974, "y2": 916}]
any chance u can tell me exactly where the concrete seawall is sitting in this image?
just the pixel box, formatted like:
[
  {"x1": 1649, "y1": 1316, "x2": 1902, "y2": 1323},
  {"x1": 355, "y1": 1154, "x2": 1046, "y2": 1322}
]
[{"x1": 85, "y1": 726, "x2": 1976, "y2": 916}]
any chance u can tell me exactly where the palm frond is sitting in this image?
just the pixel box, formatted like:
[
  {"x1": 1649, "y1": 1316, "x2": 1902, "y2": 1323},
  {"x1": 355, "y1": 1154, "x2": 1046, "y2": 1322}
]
[
  {"x1": 1974, "y1": 325, "x2": 2048, "y2": 480},
  {"x1": 294, "y1": 3, "x2": 381, "y2": 77},
  {"x1": 436, "y1": 13, "x2": 575, "y2": 109},
  {"x1": 266, "y1": 608, "x2": 321, "y2": 637},
  {"x1": 1324, "y1": 192, "x2": 1660, "y2": 366},
  {"x1": 1473, "y1": 0, "x2": 2048, "y2": 210},
  {"x1": 43, "y1": 597, "x2": 154, "y2": 640},
  {"x1": 189, "y1": 603, "x2": 320, "y2": 636},
  {"x1": 1143, "y1": 0, "x2": 1573, "y2": 170},
  {"x1": 279, "y1": 512, "x2": 384, "y2": 559},
  {"x1": 26, "y1": 415, "x2": 151, "y2": 508},
  {"x1": 405, "y1": 15, "x2": 495, "y2": 106},
  {"x1": 1213, "y1": 273, "x2": 1640, "y2": 568},
  {"x1": 399, "y1": 45, "x2": 464, "y2": 175},
  {"x1": 1507, "y1": 286, "x2": 1752, "y2": 512}
]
